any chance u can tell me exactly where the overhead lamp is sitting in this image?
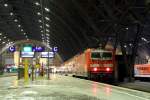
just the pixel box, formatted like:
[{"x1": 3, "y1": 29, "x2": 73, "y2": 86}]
[
  {"x1": 126, "y1": 27, "x2": 129, "y2": 30},
  {"x1": 35, "y1": 2, "x2": 40, "y2": 6},
  {"x1": 24, "y1": 33, "x2": 26, "y2": 35},
  {"x1": 10, "y1": 12, "x2": 14, "y2": 16},
  {"x1": 18, "y1": 25, "x2": 21, "y2": 27},
  {"x1": 37, "y1": 12, "x2": 41, "y2": 15},
  {"x1": 0, "y1": 39, "x2": 1, "y2": 41},
  {"x1": 40, "y1": 26, "x2": 42, "y2": 28},
  {"x1": 14, "y1": 19, "x2": 18, "y2": 22},
  {"x1": 124, "y1": 45, "x2": 127, "y2": 48},
  {"x1": 46, "y1": 33, "x2": 49, "y2": 36},
  {"x1": 44, "y1": 7, "x2": 50, "y2": 12},
  {"x1": 2, "y1": 41, "x2": 5, "y2": 44},
  {"x1": 46, "y1": 24, "x2": 50, "y2": 27},
  {"x1": 45, "y1": 17, "x2": 50, "y2": 21},
  {"x1": 4, "y1": 4, "x2": 8, "y2": 7},
  {"x1": 46, "y1": 29, "x2": 49, "y2": 32},
  {"x1": 38, "y1": 20, "x2": 42, "y2": 23},
  {"x1": 4, "y1": 36, "x2": 6, "y2": 39},
  {"x1": 41, "y1": 30, "x2": 43, "y2": 33},
  {"x1": 0, "y1": 33, "x2": 2, "y2": 35},
  {"x1": 129, "y1": 43, "x2": 132, "y2": 46},
  {"x1": 21, "y1": 29, "x2": 24, "y2": 32}
]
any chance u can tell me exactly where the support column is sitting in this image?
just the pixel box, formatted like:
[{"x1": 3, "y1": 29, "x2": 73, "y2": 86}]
[{"x1": 128, "y1": 24, "x2": 143, "y2": 82}]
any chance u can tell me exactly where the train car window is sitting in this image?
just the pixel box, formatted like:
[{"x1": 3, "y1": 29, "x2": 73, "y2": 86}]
[
  {"x1": 91, "y1": 52, "x2": 101, "y2": 59},
  {"x1": 101, "y1": 52, "x2": 112, "y2": 60}
]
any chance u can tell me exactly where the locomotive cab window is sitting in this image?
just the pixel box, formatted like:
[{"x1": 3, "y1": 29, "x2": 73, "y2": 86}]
[
  {"x1": 101, "y1": 52, "x2": 112, "y2": 60},
  {"x1": 91, "y1": 52, "x2": 101, "y2": 59}
]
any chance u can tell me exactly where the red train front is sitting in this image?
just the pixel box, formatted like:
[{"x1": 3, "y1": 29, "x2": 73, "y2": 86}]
[{"x1": 86, "y1": 49, "x2": 114, "y2": 80}]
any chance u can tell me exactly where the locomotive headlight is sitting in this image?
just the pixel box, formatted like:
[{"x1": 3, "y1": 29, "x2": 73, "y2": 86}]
[
  {"x1": 104, "y1": 64, "x2": 113, "y2": 67},
  {"x1": 90, "y1": 64, "x2": 99, "y2": 67}
]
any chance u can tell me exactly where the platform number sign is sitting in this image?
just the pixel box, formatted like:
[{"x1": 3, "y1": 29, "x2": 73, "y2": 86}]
[
  {"x1": 8, "y1": 46, "x2": 16, "y2": 52},
  {"x1": 53, "y1": 47, "x2": 58, "y2": 52}
]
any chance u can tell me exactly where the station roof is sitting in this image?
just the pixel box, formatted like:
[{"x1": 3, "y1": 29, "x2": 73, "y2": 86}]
[{"x1": 0, "y1": 0, "x2": 150, "y2": 61}]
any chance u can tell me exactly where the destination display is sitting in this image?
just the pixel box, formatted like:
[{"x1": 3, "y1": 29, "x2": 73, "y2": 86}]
[
  {"x1": 41, "y1": 52, "x2": 54, "y2": 58},
  {"x1": 21, "y1": 52, "x2": 35, "y2": 58}
]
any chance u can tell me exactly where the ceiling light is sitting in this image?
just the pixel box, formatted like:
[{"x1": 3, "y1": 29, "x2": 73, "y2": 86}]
[
  {"x1": 4, "y1": 4, "x2": 8, "y2": 7},
  {"x1": 0, "y1": 33, "x2": 2, "y2": 35},
  {"x1": 46, "y1": 29, "x2": 49, "y2": 32},
  {"x1": 21, "y1": 29, "x2": 24, "y2": 32},
  {"x1": 37, "y1": 12, "x2": 41, "y2": 15},
  {"x1": 10, "y1": 12, "x2": 14, "y2": 16},
  {"x1": 46, "y1": 33, "x2": 49, "y2": 36},
  {"x1": 18, "y1": 25, "x2": 21, "y2": 27},
  {"x1": 4, "y1": 36, "x2": 6, "y2": 39},
  {"x1": 41, "y1": 30, "x2": 43, "y2": 33},
  {"x1": 129, "y1": 43, "x2": 132, "y2": 46},
  {"x1": 44, "y1": 7, "x2": 50, "y2": 12},
  {"x1": 40, "y1": 26, "x2": 42, "y2": 28},
  {"x1": 38, "y1": 20, "x2": 42, "y2": 23},
  {"x1": 45, "y1": 17, "x2": 50, "y2": 21},
  {"x1": 2, "y1": 42, "x2": 5, "y2": 44},
  {"x1": 8, "y1": 39, "x2": 10, "y2": 41},
  {"x1": 35, "y1": 2, "x2": 40, "y2": 6},
  {"x1": 0, "y1": 39, "x2": 1, "y2": 41},
  {"x1": 24, "y1": 33, "x2": 26, "y2": 35},
  {"x1": 46, "y1": 24, "x2": 50, "y2": 27},
  {"x1": 14, "y1": 19, "x2": 18, "y2": 22}
]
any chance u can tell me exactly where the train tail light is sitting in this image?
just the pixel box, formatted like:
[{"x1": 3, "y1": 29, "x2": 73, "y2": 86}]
[
  {"x1": 106, "y1": 67, "x2": 110, "y2": 72},
  {"x1": 93, "y1": 68, "x2": 97, "y2": 71}
]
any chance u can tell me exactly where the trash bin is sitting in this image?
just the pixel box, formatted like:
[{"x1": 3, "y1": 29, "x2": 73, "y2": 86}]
[{"x1": 18, "y1": 68, "x2": 24, "y2": 79}]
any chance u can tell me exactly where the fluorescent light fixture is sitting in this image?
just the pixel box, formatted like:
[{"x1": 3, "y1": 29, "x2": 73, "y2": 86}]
[
  {"x1": 44, "y1": 7, "x2": 50, "y2": 12},
  {"x1": 46, "y1": 33, "x2": 49, "y2": 36},
  {"x1": 4, "y1": 4, "x2": 8, "y2": 7},
  {"x1": 45, "y1": 17, "x2": 50, "y2": 21},
  {"x1": 46, "y1": 24, "x2": 50, "y2": 27},
  {"x1": 18, "y1": 25, "x2": 21, "y2": 27},
  {"x1": 35, "y1": 2, "x2": 40, "y2": 6},
  {"x1": 14, "y1": 19, "x2": 18, "y2": 22},
  {"x1": 46, "y1": 29, "x2": 49, "y2": 32},
  {"x1": 10, "y1": 12, "x2": 14, "y2": 16},
  {"x1": 38, "y1": 20, "x2": 42, "y2": 23},
  {"x1": 129, "y1": 43, "x2": 132, "y2": 46},
  {"x1": 37, "y1": 12, "x2": 41, "y2": 15}
]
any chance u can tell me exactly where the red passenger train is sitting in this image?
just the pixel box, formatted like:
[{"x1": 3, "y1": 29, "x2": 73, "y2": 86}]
[{"x1": 64, "y1": 48, "x2": 115, "y2": 80}]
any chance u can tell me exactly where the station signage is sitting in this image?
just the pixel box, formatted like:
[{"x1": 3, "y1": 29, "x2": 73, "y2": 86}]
[
  {"x1": 41, "y1": 52, "x2": 54, "y2": 58},
  {"x1": 52, "y1": 47, "x2": 58, "y2": 52},
  {"x1": 32, "y1": 46, "x2": 45, "y2": 52},
  {"x1": 8, "y1": 46, "x2": 16, "y2": 52},
  {"x1": 22, "y1": 46, "x2": 32, "y2": 52}
]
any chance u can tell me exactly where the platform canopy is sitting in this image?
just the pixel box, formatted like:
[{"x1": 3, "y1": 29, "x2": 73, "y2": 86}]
[{"x1": 0, "y1": 0, "x2": 150, "y2": 61}]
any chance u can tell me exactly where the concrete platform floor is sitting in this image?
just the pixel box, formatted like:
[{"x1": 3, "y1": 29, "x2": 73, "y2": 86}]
[{"x1": 0, "y1": 74, "x2": 150, "y2": 100}]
